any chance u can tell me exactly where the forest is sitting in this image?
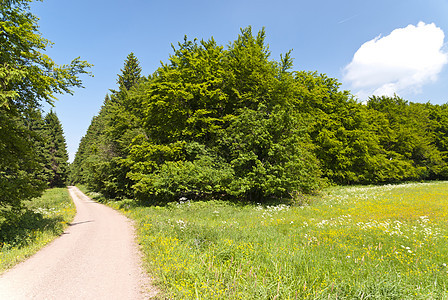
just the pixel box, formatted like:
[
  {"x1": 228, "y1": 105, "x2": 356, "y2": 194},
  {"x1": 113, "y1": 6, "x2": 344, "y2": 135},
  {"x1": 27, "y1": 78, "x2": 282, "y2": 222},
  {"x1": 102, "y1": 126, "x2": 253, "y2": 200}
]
[
  {"x1": 69, "y1": 29, "x2": 448, "y2": 204},
  {"x1": 2, "y1": 0, "x2": 448, "y2": 210}
]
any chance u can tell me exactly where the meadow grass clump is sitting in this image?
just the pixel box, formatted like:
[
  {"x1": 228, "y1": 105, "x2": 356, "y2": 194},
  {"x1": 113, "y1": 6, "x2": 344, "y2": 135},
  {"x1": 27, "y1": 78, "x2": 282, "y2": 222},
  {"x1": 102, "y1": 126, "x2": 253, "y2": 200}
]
[
  {"x1": 103, "y1": 182, "x2": 448, "y2": 299},
  {"x1": 0, "y1": 188, "x2": 76, "y2": 273}
]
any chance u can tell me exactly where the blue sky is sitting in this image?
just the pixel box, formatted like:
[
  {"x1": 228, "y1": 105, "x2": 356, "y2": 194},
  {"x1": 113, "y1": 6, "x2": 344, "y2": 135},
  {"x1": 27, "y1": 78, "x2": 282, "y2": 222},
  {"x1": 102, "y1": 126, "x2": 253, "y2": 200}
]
[{"x1": 31, "y1": 0, "x2": 448, "y2": 162}]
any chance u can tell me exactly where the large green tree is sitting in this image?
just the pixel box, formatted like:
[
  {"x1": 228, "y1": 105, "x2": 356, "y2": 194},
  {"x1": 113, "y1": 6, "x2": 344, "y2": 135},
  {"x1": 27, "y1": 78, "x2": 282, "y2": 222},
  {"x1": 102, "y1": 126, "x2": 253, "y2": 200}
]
[
  {"x1": 107, "y1": 52, "x2": 144, "y2": 156},
  {"x1": 73, "y1": 28, "x2": 324, "y2": 203},
  {"x1": 0, "y1": 0, "x2": 91, "y2": 207},
  {"x1": 43, "y1": 111, "x2": 69, "y2": 187},
  {"x1": 127, "y1": 27, "x2": 324, "y2": 202}
]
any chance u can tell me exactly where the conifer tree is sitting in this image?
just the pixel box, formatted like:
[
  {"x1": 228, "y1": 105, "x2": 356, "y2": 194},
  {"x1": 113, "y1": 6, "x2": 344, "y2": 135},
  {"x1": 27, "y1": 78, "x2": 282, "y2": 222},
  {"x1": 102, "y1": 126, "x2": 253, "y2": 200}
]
[
  {"x1": 107, "y1": 53, "x2": 145, "y2": 158},
  {"x1": 70, "y1": 53, "x2": 145, "y2": 197},
  {"x1": 117, "y1": 53, "x2": 142, "y2": 93},
  {"x1": 43, "y1": 111, "x2": 69, "y2": 187}
]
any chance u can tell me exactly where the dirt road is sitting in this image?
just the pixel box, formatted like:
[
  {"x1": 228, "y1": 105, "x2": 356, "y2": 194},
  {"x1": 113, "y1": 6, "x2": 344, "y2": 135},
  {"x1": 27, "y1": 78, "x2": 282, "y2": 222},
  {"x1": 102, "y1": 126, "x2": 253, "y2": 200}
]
[{"x1": 0, "y1": 186, "x2": 156, "y2": 299}]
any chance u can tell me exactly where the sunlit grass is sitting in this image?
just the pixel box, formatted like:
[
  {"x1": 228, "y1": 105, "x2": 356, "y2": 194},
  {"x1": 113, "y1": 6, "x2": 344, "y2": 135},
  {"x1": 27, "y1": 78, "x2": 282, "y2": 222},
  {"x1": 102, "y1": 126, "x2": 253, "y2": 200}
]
[
  {"x1": 0, "y1": 188, "x2": 76, "y2": 273},
  {"x1": 92, "y1": 182, "x2": 448, "y2": 299}
]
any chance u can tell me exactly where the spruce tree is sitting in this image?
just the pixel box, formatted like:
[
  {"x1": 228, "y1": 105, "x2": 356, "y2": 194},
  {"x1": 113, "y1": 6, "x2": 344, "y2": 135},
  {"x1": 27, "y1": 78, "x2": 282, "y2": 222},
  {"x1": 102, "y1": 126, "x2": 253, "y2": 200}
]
[
  {"x1": 117, "y1": 53, "x2": 142, "y2": 93},
  {"x1": 43, "y1": 111, "x2": 69, "y2": 187},
  {"x1": 107, "y1": 53, "x2": 144, "y2": 158}
]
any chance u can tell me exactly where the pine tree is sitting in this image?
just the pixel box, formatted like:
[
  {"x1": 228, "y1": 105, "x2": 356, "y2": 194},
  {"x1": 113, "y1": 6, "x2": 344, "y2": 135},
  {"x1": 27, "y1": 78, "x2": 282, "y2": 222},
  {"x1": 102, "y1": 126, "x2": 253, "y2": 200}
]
[{"x1": 43, "y1": 111, "x2": 69, "y2": 187}]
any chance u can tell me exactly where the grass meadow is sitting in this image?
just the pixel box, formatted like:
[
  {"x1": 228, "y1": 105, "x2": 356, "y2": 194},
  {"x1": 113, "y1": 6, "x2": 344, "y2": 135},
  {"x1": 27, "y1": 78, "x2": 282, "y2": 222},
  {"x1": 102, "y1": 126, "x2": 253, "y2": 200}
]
[
  {"x1": 0, "y1": 188, "x2": 76, "y2": 273},
  {"x1": 96, "y1": 181, "x2": 448, "y2": 299}
]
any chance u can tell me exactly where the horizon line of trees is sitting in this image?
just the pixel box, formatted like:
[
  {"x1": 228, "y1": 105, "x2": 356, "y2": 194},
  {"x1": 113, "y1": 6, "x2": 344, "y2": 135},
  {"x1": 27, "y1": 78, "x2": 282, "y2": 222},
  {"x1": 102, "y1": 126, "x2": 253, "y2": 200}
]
[{"x1": 70, "y1": 27, "x2": 448, "y2": 204}]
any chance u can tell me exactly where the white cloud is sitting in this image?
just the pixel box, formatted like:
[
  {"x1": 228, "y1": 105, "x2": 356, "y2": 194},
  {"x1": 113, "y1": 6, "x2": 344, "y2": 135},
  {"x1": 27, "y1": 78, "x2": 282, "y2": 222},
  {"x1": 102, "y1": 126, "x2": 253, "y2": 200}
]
[{"x1": 343, "y1": 22, "x2": 448, "y2": 99}]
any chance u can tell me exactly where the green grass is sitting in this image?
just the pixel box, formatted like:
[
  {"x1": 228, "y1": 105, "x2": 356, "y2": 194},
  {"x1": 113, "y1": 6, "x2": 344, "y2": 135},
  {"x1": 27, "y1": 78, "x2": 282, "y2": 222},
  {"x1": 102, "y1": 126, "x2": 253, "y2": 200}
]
[
  {"x1": 0, "y1": 188, "x2": 76, "y2": 273},
  {"x1": 84, "y1": 182, "x2": 448, "y2": 299}
]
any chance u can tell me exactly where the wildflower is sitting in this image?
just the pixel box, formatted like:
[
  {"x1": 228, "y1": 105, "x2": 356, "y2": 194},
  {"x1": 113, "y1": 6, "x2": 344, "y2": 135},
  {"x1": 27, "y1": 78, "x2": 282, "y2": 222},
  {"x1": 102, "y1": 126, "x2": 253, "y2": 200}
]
[{"x1": 176, "y1": 219, "x2": 187, "y2": 229}]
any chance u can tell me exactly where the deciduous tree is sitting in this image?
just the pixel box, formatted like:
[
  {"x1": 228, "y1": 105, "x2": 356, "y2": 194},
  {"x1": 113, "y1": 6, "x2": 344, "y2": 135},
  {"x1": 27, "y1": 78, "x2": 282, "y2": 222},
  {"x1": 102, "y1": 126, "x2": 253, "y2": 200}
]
[{"x1": 0, "y1": 0, "x2": 91, "y2": 207}]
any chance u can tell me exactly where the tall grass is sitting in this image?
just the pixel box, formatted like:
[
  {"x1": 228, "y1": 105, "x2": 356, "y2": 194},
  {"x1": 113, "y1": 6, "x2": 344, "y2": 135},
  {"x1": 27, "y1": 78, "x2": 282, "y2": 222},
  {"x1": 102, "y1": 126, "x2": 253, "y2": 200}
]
[
  {"x1": 99, "y1": 182, "x2": 448, "y2": 299},
  {"x1": 0, "y1": 188, "x2": 76, "y2": 273}
]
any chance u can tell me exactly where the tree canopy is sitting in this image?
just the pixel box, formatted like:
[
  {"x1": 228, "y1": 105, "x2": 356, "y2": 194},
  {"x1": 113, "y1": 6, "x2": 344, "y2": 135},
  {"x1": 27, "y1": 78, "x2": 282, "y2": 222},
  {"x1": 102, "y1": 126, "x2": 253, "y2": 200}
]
[
  {"x1": 71, "y1": 27, "x2": 448, "y2": 204},
  {"x1": 72, "y1": 28, "x2": 324, "y2": 203}
]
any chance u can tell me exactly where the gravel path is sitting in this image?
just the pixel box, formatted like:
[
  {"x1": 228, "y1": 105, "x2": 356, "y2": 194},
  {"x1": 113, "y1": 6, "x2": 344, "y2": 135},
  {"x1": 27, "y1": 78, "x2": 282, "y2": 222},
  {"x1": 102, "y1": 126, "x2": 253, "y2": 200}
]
[{"x1": 0, "y1": 186, "x2": 157, "y2": 299}]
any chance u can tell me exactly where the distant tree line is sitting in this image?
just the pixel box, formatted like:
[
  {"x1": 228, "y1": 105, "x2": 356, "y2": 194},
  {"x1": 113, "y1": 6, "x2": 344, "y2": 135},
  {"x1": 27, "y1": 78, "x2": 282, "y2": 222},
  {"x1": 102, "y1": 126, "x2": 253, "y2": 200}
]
[
  {"x1": 70, "y1": 27, "x2": 448, "y2": 204},
  {"x1": 0, "y1": 0, "x2": 90, "y2": 209}
]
